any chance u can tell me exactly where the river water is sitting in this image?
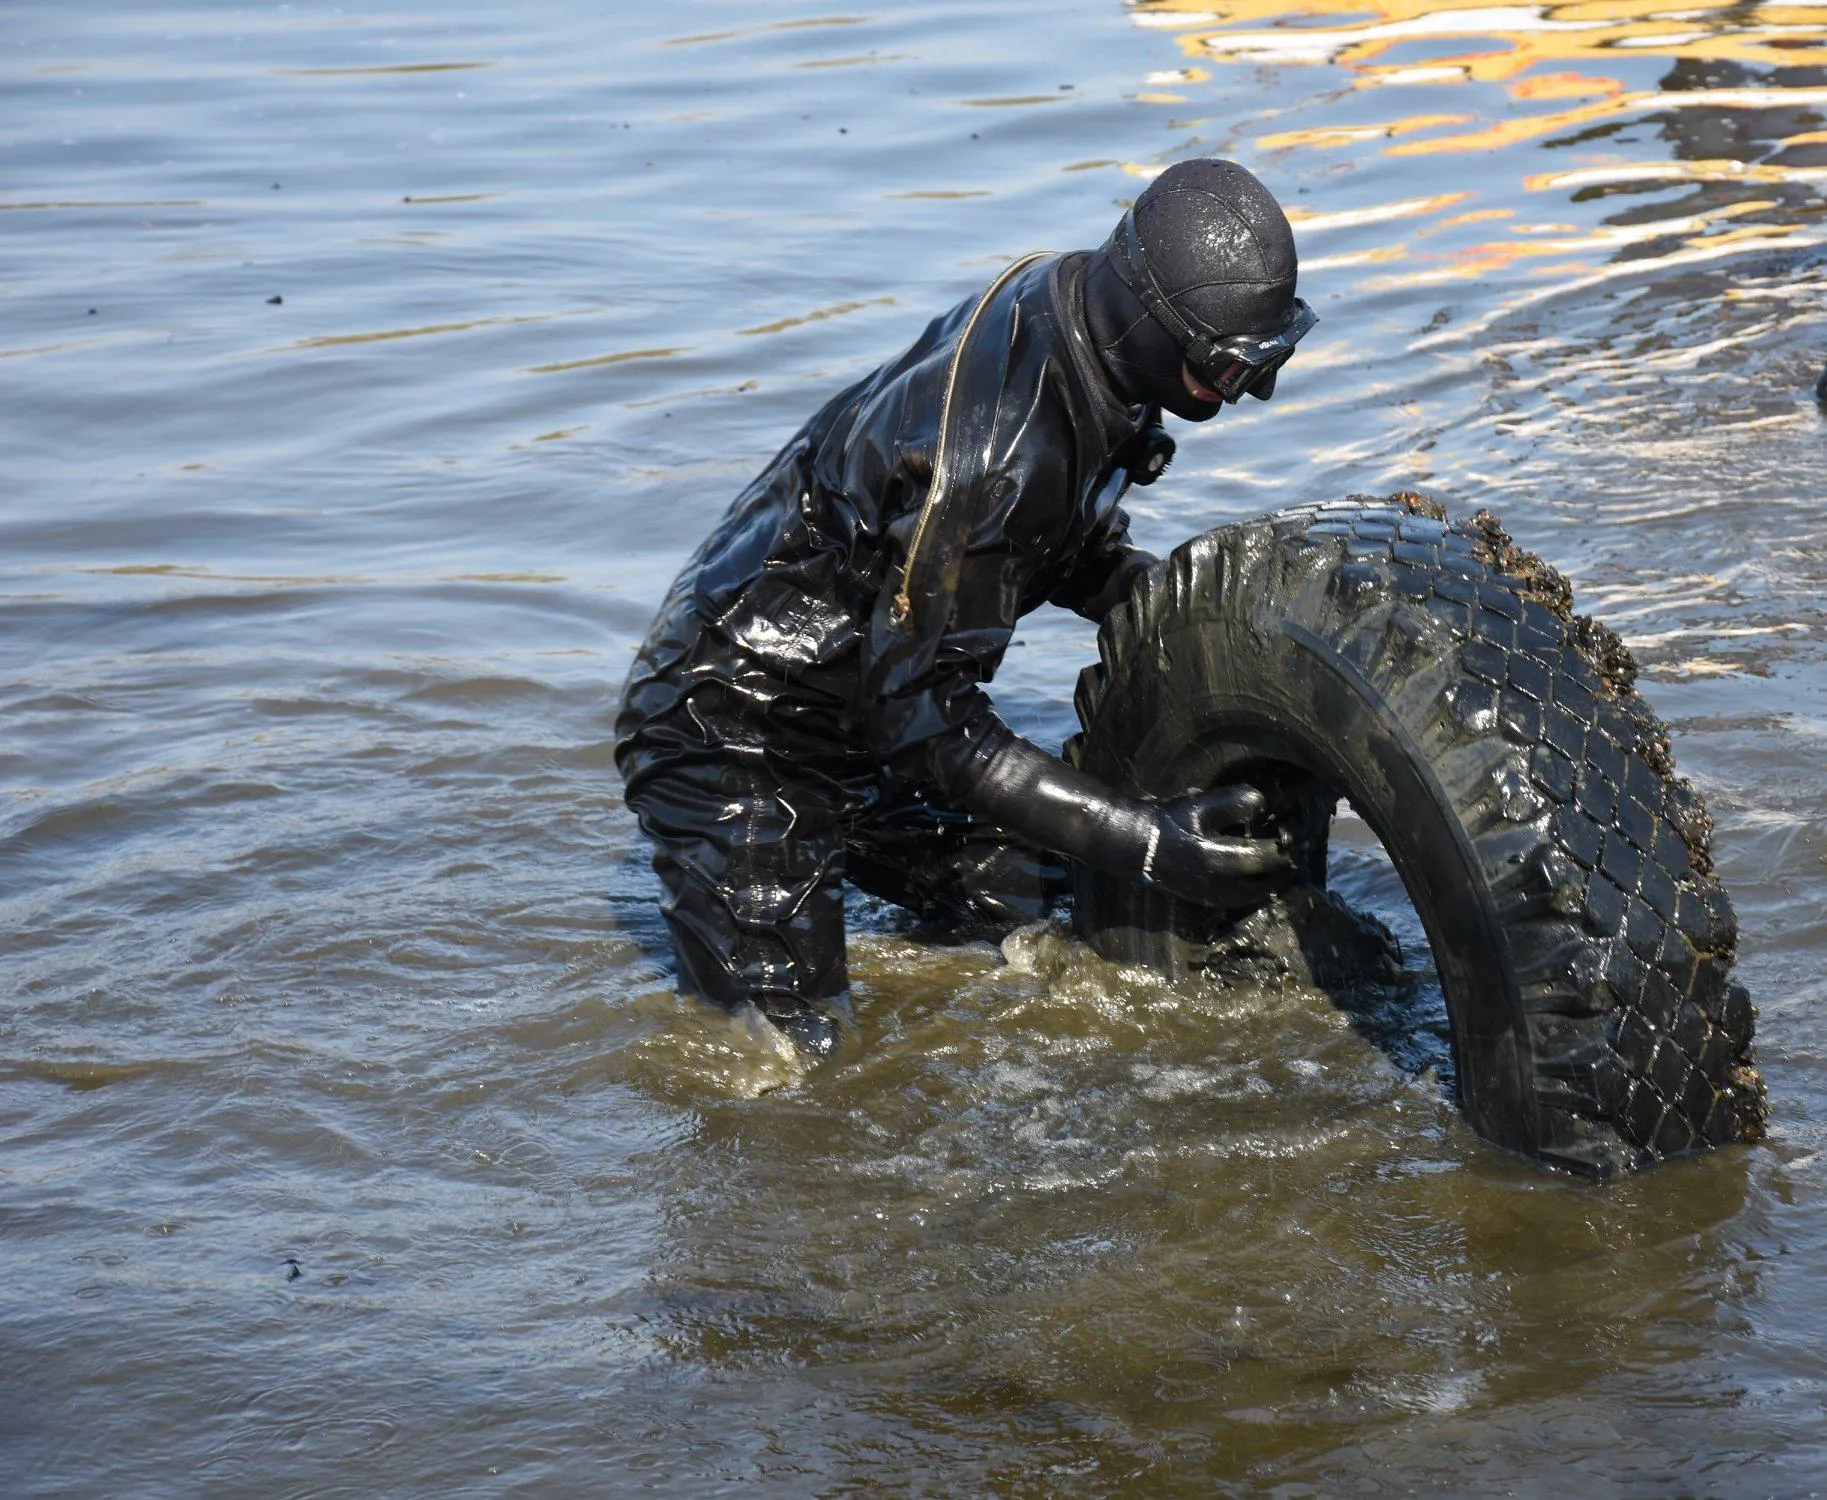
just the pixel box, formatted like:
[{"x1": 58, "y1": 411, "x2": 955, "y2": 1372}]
[{"x1": 3, "y1": 0, "x2": 1825, "y2": 1492}]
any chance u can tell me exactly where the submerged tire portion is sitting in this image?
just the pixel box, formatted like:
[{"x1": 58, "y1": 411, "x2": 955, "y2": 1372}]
[{"x1": 1066, "y1": 495, "x2": 1766, "y2": 1178}]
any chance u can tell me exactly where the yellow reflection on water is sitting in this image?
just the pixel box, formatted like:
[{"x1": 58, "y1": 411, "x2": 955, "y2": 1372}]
[
  {"x1": 1136, "y1": 0, "x2": 1827, "y2": 73},
  {"x1": 1125, "y1": 0, "x2": 1827, "y2": 301},
  {"x1": 1287, "y1": 192, "x2": 1473, "y2": 228},
  {"x1": 1256, "y1": 112, "x2": 1473, "y2": 148},
  {"x1": 1389, "y1": 83, "x2": 1827, "y2": 156}
]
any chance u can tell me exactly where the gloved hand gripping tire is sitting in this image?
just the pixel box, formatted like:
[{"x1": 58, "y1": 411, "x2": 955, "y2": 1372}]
[
  {"x1": 1141, "y1": 785, "x2": 1290, "y2": 906},
  {"x1": 960, "y1": 733, "x2": 1291, "y2": 908}
]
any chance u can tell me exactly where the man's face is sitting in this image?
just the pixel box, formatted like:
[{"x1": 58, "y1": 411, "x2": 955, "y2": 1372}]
[
  {"x1": 1182, "y1": 360, "x2": 1227, "y2": 408},
  {"x1": 1177, "y1": 359, "x2": 1239, "y2": 421},
  {"x1": 1179, "y1": 354, "x2": 1292, "y2": 418}
]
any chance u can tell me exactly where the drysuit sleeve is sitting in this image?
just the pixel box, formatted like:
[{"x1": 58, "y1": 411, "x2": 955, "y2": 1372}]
[
  {"x1": 858, "y1": 486, "x2": 1037, "y2": 796},
  {"x1": 1047, "y1": 499, "x2": 1157, "y2": 621}
]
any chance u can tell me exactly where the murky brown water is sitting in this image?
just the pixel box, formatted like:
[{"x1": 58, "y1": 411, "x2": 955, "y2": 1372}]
[{"x1": 4, "y1": 0, "x2": 1826, "y2": 1492}]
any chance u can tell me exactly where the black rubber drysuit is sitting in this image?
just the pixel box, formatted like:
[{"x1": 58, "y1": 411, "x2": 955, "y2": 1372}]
[{"x1": 617, "y1": 159, "x2": 1307, "y2": 1051}]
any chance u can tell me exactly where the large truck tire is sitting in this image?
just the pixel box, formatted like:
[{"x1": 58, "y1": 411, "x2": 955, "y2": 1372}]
[{"x1": 1065, "y1": 494, "x2": 1766, "y2": 1178}]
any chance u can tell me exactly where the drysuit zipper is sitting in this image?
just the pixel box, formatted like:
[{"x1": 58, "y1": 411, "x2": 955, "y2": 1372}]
[{"x1": 890, "y1": 250, "x2": 1051, "y2": 630}]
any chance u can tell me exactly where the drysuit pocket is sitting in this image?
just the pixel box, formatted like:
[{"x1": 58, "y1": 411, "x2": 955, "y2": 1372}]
[{"x1": 714, "y1": 579, "x2": 862, "y2": 674}]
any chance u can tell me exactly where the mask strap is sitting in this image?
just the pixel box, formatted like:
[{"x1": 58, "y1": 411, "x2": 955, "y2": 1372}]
[{"x1": 1109, "y1": 208, "x2": 1226, "y2": 371}]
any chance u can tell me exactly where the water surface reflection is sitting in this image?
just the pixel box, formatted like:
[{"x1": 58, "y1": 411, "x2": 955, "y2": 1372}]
[{"x1": 1, "y1": 0, "x2": 1824, "y2": 1491}]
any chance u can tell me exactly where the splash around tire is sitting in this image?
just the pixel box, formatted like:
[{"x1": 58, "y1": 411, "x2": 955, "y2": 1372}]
[{"x1": 1066, "y1": 493, "x2": 1766, "y2": 1179}]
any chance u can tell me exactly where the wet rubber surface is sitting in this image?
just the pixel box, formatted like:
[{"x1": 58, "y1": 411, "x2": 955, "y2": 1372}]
[{"x1": 2, "y1": 0, "x2": 1824, "y2": 1492}]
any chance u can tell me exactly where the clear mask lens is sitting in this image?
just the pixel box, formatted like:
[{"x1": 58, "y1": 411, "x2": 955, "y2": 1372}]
[
  {"x1": 1197, "y1": 357, "x2": 1257, "y2": 402},
  {"x1": 1196, "y1": 348, "x2": 1293, "y2": 403},
  {"x1": 1247, "y1": 351, "x2": 1292, "y2": 401}
]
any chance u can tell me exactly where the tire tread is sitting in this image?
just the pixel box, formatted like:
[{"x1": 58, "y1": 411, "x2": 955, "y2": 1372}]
[{"x1": 1071, "y1": 494, "x2": 1766, "y2": 1175}]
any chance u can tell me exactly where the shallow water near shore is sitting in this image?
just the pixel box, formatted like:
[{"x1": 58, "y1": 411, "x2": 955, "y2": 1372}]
[{"x1": 3, "y1": 0, "x2": 1826, "y2": 1492}]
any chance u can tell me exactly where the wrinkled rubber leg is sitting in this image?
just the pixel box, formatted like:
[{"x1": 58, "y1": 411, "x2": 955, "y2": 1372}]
[
  {"x1": 628, "y1": 752, "x2": 852, "y2": 1054},
  {"x1": 845, "y1": 779, "x2": 1069, "y2": 931}
]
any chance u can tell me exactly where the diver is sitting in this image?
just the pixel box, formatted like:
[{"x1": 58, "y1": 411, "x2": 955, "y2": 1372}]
[{"x1": 616, "y1": 157, "x2": 1318, "y2": 1055}]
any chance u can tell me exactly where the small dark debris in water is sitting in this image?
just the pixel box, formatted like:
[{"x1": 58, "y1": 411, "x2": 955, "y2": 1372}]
[
  {"x1": 838, "y1": 127, "x2": 848, "y2": 134},
  {"x1": 87, "y1": 308, "x2": 97, "y2": 315},
  {"x1": 1816, "y1": 363, "x2": 1827, "y2": 405},
  {"x1": 970, "y1": 132, "x2": 979, "y2": 140},
  {"x1": 1060, "y1": 83, "x2": 1074, "y2": 90},
  {"x1": 266, "y1": 294, "x2": 283, "y2": 305},
  {"x1": 284, "y1": 1258, "x2": 303, "y2": 1281},
  {"x1": 270, "y1": 182, "x2": 281, "y2": 190}
]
